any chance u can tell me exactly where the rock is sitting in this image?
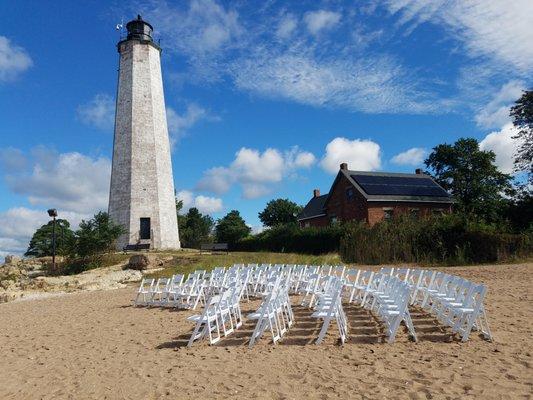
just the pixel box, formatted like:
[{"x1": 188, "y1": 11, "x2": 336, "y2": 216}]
[
  {"x1": 126, "y1": 254, "x2": 162, "y2": 271},
  {"x1": 4, "y1": 255, "x2": 21, "y2": 264}
]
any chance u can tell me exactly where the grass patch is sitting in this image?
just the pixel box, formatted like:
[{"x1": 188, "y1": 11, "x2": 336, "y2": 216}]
[{"x1": 147, "y1": 251, "x2": 342, "y2": 279}]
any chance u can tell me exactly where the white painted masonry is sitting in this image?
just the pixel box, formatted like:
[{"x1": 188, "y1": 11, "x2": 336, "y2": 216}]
[{"x1": 109, "y1": 34, "x2": 180, "y2": 250}]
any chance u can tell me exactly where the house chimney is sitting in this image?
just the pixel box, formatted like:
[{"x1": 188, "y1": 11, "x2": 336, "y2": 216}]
[
  {"x1": 313, "y1": 189, "x2": 320, "y2": 198},
  {"x1": 415, "y1": 168, "x2": 423, "y2": 174},
  {"x1": 340, "y1": 162, "x2": 348, "y2": 170}
]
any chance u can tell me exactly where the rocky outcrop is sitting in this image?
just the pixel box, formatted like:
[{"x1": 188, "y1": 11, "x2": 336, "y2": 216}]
[{"x1": 0, "y1": 256, "x2": 143, "y2": 303}]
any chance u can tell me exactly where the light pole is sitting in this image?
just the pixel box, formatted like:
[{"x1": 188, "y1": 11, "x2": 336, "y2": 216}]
[{"x1": 47, "y1": 209, "x2": 58, "y2": 271}]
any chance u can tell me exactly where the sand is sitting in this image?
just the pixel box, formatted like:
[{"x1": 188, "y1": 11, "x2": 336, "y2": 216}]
[{"x1": 0, "y1": 263, "x2": 531, "y2": 399}]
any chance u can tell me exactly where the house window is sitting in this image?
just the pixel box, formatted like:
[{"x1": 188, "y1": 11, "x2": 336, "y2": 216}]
[
  {"x1": 304, "y1": 222, "x2": 310, "y2": 228},
  {"x1": 330, "y1": 215, "x2": 338, "y2": 225},
  {"x1": 410, "y1": 208, "x2": 420, "y2": 219},
  {"x1": 383, "y1": 208, "x2": 394, "y2": 221},
  {"x1": 432, "y1": 208, "x2": 444, "y2": 216},
  {"x1": 346, "y1": 188, "x2": 354, "y2": 202}
]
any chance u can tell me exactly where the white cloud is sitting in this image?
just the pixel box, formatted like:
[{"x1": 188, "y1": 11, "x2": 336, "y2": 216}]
[
  {"x1": 321, "y1": 137, "x2": 381, "y2": 174},
  {"x1": 475, "y1": 80, "x2": 525, "y2": 129},
  {"x1": 0, "y1": 36, "x2": 32, "y2": 82},
  {"x1": 391, "y1": 147, "x2": 427, "y2": 166},
  {"x1": 144, "y1": 0, "x2": 242, "y2": 57},
  {"x1": 0, "y1": 207, "x2": 90, "y2": 259},
  {"x1": 4, "y1": 147, "x2": 111, "y2": 214},
  {"x1": 304, "y1": 10, "x2": 341, "y2": 35},
  {"x1": 232, "y1": 50, "x2": 441, "y2": 114},
  {"x1": 77, "y1": 93, "x2": 115, "y2": 131},
  {"x1": 276, "y1": 14, "x2": 298, "y2": 39},
  {"x1": 479, "y1": 123, "x2": 522, "y2": 174},
  {"x1": 0, "y1": 147, "x2": 28, "y2": 172},
  {"x1": 166, "y1": 103, "x2": 209, "y2": 146},
  {"x1": 197, "y1": 146, "x2": 316, "y2": 198},
  {"x1": 145, "y1": 1, "x2": 445, "y2": 115},
  {"x1": 194, "y1": 195, "x2": 223, "y2": 213},
  {"x1": 176, "y1": 190, "x2": 223, "y2": 214},
  {"x1": 385, "y1": 0, "x2": 533, "y2": 72}
]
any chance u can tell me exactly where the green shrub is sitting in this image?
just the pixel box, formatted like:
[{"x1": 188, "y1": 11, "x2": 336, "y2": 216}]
[
  {"x1": 340, "y1": 214, "x2": 532, "y2": 265},
  {"x1": 234, "y1": 224, "x2": 344, "y2": 254}
]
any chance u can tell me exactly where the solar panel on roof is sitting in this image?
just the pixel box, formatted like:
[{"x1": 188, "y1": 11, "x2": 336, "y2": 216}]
[{"x1": 351, "y1": 174, "x2": 449, "y2": 197}]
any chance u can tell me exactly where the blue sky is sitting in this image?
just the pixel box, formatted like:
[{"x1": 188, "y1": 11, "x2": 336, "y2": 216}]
[{"x1": 0, "y1": 0, "x2": 532, "y2": 257}]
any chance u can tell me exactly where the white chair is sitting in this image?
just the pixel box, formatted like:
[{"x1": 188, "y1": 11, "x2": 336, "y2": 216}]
[
  {"x1": 187, "y1": 295, "x2": 222, "y2": 347},
  {"x1": 133, "y1": 278, "x2": 154, "y2": 306},
  {"x1": 311, "y1": 278, "x2": 348, "y2": 344},
  {"x1": 149, "y1": 277, "x2": 171, "y2": 306}
]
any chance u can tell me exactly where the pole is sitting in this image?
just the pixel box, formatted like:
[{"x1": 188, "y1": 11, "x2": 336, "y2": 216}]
[{"x1": 52, "y1": 216, "x2": 56, "y2": 272}]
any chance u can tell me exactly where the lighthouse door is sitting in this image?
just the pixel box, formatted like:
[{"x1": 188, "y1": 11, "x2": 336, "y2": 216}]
[{"x1": 139, "y1": 218, "x2": 151, "y2": 240}]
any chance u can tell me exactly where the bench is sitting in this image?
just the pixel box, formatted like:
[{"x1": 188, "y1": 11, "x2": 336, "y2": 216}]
[
  {"x1": 200, "y1": 243, "x2": 229, "y2": 253},
  {"x1": 123, "y1": 243, "x2": 151, "y2": 252}
]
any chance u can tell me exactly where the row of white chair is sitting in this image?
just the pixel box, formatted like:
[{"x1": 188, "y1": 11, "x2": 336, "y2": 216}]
[{"x1": 134, "y1": 263, "x2": 492, "y2": 344}]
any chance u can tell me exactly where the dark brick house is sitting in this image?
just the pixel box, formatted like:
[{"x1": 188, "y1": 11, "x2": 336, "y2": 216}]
[{"x1": 297, "y1": 163, "x2": 453, "y2": 227}]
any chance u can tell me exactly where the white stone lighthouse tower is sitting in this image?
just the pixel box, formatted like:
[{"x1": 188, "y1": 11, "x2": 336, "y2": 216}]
[{"x1": 109, "y1": 15, "x2": 180, "y2": 250}]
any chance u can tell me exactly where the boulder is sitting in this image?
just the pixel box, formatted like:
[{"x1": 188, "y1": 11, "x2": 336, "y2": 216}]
[
  {"x1": 4, "y1": 255, "x2": 22, "y2": 264},
  {"x1": 126, "y1": 254, "x2": 162, "y2": 271}
]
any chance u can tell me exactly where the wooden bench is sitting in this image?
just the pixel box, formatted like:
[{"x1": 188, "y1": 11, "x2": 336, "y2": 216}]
[
  {"x1": 123, "y1": 243, "x2": 151, "y2": 252},
  {"x1": 200, "y1": 243, "x2": 229, "y2": 253}
]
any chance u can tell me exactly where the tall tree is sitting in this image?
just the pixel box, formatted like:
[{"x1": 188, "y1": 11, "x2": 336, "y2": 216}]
[
  {"x1": 180, "y1": 207, "x2": 214, "y2": 248},
  {"x1": 215, "y1": 210, "x2": 251, "y2": 245},
  {"x1": 510, "y1": 89, "x2": 533, "y2": 184},
  {"x1": 75, "y1": 212, "x2": 125, "y2": 258},
  {"x1": 258, "y1": 198, "x2": 303, "y2": 227},
  {"x1": 25, "y1": 219, "x2": 75, "y2": 257},
  {"x1": 425, "y1": 138, "x2": 513, "y2": 221},
  {"x1": 175, "y1": 198, "x2": 187, "y2": 236}
]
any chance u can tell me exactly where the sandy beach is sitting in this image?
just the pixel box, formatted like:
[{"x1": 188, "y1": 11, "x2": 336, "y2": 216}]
[{"x1": 0, "y1": 262, "x2": 531, "y2": 399}]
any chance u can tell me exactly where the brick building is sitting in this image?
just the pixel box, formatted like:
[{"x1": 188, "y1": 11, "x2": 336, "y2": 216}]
[{"x1": 297, "y1": 163, "x2": 453, "y2": 227}]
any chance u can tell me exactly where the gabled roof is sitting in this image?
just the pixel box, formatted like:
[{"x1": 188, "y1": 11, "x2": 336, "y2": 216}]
[
  {"x1": 324, "y1": 169, "x2": 453, "y2": 207},
  {"x1": 297, "y1": 194, "x2": 328, "y2": 221}
]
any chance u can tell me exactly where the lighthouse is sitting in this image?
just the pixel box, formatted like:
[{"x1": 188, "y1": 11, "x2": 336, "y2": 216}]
[{"x1": 108, "y1": 15, "x2": 180, "y2": 250}]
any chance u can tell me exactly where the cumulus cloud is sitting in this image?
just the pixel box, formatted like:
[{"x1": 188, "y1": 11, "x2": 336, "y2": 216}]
[
  {"x1": 0, "y1": 36, "x2": 32, "y2": 82},
  {"x1": 197, "y1": 146, "x2": 315, "y2": 198},
  {"x1": 320, "y1": 137, "x2": 381, "y2": 174},
  {"x1": 304, "y1": 10, "x2": 341, "y2": 35},
  {"x1": 475, "y1": 80, "x2": 526, "y2": 129},
  {"x1": 176, "y1": 190, "x2": 223, "y2": 214},
  {"x1": 77, "y1": 93, "x2": 115, "y2": 131},
  {"x1": 3, "y1": 147, "x2": 111, "y2": 214},
  {"x1": 0, "y1": 207, "x2": 91, "y2": 259},
  {"x1": 391, "y1": 147, "x2": 427, "y2": 166},
  {"x1": 479, "y1": 123, "x2": 522, "y2": 174}
]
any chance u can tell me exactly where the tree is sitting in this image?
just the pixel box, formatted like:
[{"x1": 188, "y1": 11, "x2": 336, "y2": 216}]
[
  {"x1": 25, "y1": 219, "x2": 75, "y2": 257},
  {"x1": 180, "y1": 207, "x2": 214, "y2": 248},
  {"x1": 75, "y1": 212, "x2": 125, "y2": 258},
  {"x1": 510, "y1": 89, "x2": 533, "y2": 184},
  {"x1": 258, "y1": 198, "x2": 303, "y2": 227},
  {"x1": 215, "y1": 210, "x2": 251, "y2": 245},
  {"x1": 175, "y1": 198, "x2": 187, "y2": 236},
  {"x1": 424, "y1": 138, "x2": 513, "y2": 221}
]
